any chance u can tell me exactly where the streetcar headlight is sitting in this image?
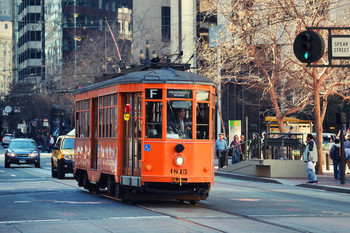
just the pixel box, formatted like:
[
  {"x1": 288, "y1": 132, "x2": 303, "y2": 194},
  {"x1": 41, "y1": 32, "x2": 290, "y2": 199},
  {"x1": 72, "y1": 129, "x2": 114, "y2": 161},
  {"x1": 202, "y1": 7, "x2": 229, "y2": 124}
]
[
  {"x1": 64, "y1": 154, "x2": 72, "y2": 160},
  {"x1": 175, "y1": 156, "x2": 184, "y2": 166}
]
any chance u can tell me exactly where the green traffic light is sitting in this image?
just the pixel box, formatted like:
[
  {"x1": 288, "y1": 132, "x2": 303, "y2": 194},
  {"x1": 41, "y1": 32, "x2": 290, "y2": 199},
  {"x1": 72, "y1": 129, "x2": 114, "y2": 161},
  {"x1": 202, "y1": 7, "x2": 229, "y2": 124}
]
[{"x1": 304, "y1": 52, "x2": 309, "y2": 59}]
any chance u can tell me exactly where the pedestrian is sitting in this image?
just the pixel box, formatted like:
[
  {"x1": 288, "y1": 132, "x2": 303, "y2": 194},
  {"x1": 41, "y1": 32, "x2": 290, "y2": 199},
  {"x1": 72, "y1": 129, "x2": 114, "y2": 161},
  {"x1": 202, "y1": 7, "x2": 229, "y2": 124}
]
[
  {"x1": 230, "y1": 135, "x2": 241, "y2": 164},
  {"x1": 330, "y1": 139, "x2": 341, "y2": 179},
  {"x1": 303, "y1": 134, "x2": 318, "y2": 183},
  {"x1": 344, "y1": 135, "x2": 350, "y2": 149},
  {"x1": 288, "y1": 126, "x2": 296, "y2": 139},
  {"x1": 49, "y1": 135, "x2": 55, "y2": 153},
  {"x1": 240, "y1": 135, "x2": 246, "y2": 160},
  {"x1": 215, "y1": 133, "x2": 228, "y2": 169},
  {"x1": 344, "y1": 147, "x2": 350, "y2": 175},
  {"x1": 40, "y1": 133, "x2": 48, "y2": 153}
]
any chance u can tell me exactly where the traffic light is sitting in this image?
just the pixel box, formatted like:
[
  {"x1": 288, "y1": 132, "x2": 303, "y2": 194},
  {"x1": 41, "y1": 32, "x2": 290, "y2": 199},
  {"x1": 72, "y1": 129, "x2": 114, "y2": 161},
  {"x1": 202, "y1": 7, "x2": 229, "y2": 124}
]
[{"x1": 293, "y1": 31, "x2": 325, "y2": 63}]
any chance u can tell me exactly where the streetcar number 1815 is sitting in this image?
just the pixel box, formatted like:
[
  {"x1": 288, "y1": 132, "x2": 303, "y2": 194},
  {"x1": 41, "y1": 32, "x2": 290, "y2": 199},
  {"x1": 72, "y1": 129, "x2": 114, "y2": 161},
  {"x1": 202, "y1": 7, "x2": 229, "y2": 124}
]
[{"x1": 171, "y1": 169, "x2": 187, "y2": 175}]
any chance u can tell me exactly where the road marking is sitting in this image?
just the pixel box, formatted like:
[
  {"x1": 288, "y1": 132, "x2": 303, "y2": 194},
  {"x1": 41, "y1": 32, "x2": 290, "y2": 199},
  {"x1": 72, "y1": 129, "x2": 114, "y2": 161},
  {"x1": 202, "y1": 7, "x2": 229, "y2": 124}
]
[
  {"x1": 14, "y1": 201, "x2": 31, "y2": 203},
  {"x1": 231, "y1": 198, "x2": 261, "y2": 202},
  {"x1": 0, "y1": 219, "x2": 62, "y2": 224},
  {"x1": 107, "y1": 216, "x2": 170, "y2": 220},
  {"x1": 0, "y1": 216, "x2": 170, "y2": 225},
  {"x1": 10, "y1": 174, "x2": 16, "y2": 177}
]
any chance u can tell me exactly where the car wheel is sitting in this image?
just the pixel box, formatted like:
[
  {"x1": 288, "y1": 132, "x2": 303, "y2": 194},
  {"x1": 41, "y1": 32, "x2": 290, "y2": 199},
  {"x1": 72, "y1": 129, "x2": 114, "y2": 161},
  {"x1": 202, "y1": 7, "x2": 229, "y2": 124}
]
[
  {"x1": 4, "y1": 160, "x2": 10, "y2": 168},
  {"x1": 57, "y1": 159, "x2": 65, "y2": 179},
  {"x1": 51, "y1": 159, "x2": 57, "y2": 178},
  {"x1": 35, "y1": 160, "x2": 40, "y2": 168}
]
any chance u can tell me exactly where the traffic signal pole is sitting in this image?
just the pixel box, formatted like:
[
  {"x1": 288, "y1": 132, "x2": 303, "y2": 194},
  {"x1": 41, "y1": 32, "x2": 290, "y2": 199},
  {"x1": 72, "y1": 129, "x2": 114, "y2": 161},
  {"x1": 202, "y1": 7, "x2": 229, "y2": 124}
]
[{"x1": 294, "y1": 28, "x2": 350, "y2": 184}]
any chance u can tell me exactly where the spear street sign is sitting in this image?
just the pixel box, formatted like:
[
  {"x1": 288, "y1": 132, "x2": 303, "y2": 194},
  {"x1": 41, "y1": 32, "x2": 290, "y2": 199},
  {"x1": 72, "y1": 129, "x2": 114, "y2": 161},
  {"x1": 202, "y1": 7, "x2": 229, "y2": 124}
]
[{"x1": 331, "y1": 36, "x2": 350, "y2": 59}]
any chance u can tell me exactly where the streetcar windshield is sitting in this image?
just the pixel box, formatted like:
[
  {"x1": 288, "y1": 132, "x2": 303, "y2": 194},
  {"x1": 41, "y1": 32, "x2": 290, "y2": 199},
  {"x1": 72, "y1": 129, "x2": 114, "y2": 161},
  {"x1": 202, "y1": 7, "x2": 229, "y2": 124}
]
[{"x1": 167, "y1": 101, "x2": 193, "y2": 139}]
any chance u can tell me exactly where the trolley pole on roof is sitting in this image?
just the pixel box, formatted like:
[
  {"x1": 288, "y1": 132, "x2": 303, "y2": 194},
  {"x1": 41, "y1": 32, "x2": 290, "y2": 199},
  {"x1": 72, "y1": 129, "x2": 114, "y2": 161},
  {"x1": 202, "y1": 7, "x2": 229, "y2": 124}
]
[{"x1": 104, "y1": 18, "x2": 126, "y2": 71}]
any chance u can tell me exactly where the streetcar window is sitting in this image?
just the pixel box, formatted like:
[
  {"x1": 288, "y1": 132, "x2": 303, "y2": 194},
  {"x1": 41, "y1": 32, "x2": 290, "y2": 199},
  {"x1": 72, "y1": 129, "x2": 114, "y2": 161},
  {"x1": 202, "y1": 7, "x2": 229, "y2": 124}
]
[
  {"x1": 76, "y1": 99, "x2": 90, "y2": 138},
  {"x1": 98, "y1": 94, "x2": 118, "y2": 138},
  {"x1": 145, "y1": 102, "x2": 163, "y2": 139},
  {"x1": 167, "y1": 101, "x2": 192, "y2": 139},
  {"x1": 196, "y1": 103, "x2": 209, "y2": 139}
]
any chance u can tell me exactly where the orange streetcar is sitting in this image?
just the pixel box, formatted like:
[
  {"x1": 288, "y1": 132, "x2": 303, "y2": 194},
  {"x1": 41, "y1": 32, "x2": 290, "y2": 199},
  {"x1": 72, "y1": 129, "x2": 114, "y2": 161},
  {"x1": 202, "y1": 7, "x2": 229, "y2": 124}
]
[{"x1": 74, "y1": 67, "x2": 216, "y2": 203}]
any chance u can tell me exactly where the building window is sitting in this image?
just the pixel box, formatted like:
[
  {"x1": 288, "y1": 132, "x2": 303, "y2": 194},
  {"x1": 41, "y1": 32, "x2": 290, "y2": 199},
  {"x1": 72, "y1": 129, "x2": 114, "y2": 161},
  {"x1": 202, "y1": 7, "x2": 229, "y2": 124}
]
[
  {"x1": 98, "y1": 0, "x2": 103, "y2": 9},
  {"x1": 5, "y1": 24, "x2": 8, "y2": 29},
  {"x1": 161, "y1": 7, "x2": 170, "y2": 42},
  {"x1": 99, "y1": 17, "x2": 103, "y2": 31},
  {"x1": 111, "y1": 0, "x2": 116, "y2": 11},
  {"x1": 105, "y1": 0, "x2": 110, "y2": 10},
  {"x1": 92, "y1": 0, "x2": 97, "y2": 8}
]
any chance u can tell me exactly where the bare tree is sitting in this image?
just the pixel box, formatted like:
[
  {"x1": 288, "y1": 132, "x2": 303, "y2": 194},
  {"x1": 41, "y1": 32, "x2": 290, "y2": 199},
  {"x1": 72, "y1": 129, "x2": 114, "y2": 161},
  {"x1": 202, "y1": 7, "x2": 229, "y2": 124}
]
[{"x1": 197, "y1": 0, "x2": 350, "y2": 173}]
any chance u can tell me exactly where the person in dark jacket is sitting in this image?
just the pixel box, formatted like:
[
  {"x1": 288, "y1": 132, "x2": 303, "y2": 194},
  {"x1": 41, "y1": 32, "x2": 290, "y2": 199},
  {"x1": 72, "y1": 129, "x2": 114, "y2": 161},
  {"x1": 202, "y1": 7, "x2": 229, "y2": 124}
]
[{"x1": 329, "y1": 139, "x2": 341, "y2": 180}]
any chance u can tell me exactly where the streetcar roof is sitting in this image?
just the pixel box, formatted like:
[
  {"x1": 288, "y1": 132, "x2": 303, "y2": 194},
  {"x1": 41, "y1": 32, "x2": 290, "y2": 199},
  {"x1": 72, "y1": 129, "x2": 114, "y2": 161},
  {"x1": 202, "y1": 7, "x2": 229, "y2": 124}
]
[{"x1": 74, "y1": 68, "x2": 215, "y2": 95}]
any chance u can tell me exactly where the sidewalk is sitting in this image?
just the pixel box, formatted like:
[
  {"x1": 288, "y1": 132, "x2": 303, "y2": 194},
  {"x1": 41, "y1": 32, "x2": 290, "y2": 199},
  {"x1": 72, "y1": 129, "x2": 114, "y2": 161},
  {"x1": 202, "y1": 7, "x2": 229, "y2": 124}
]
[{"x1": 214, "y1": 159, "x2": 350, "y2": 194}]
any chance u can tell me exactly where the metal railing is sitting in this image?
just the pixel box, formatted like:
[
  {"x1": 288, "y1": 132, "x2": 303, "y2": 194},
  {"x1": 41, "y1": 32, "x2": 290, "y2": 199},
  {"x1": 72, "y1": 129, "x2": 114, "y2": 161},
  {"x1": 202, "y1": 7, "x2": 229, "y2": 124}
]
[{"x1": 216, "y1": 132, "x2": 305, "y2": 169}]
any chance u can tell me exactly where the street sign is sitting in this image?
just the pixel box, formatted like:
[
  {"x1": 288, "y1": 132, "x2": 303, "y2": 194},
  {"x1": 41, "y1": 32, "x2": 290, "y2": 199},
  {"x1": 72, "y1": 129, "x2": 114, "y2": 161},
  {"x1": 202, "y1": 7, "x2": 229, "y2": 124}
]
[
  {"x1": 331, "y1": 36, "x2": 350, "y2": 58},
  {"x1": 43, "y1": 118, "x2": 49, "y2": 127}
]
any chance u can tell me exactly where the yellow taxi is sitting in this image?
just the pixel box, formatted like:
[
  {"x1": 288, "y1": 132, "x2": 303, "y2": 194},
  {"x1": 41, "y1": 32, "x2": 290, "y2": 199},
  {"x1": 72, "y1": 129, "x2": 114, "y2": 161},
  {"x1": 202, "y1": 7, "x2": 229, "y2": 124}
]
[{"x1": 51, "y1": 135, "x2": 74, "y2": 179}]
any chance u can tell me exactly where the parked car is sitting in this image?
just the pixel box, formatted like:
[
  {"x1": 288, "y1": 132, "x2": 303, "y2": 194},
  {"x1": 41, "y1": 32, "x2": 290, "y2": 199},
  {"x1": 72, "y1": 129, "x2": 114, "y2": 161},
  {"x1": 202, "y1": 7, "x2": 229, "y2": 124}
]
[
  {"x1": 2, "y1": 134, "x2": 14, "y2": 148},
  {"x1": 51, "y1": 135, "x2": 75, "y2": 179},
  {"x1": 4, "y1": 138, "x2": 41, "y2": 168}
]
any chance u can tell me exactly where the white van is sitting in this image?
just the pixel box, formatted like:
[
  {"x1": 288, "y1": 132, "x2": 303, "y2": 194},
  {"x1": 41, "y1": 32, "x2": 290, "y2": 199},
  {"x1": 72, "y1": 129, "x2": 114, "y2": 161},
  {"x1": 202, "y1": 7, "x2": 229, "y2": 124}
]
[{"x1": 312, "y1": 133, "x2": 336, "y2": 151}]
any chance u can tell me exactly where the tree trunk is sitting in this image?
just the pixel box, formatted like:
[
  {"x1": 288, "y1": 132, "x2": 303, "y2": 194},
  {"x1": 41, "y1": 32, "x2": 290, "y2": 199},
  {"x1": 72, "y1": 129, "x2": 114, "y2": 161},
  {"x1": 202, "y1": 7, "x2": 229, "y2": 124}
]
[{"x1": 276, "y1": 115, "x2": 286, "y2": 133}]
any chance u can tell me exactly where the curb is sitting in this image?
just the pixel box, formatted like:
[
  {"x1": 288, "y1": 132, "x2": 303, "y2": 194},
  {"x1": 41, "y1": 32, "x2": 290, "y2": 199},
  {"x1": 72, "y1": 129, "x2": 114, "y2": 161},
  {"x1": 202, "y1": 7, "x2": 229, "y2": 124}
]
[
  {"x1": 215, "y1": 171, "x2": 350, "y2": 194},
  {"x1": 296, "y1": 183, "x2": 350, "y2": 194},
  {"x1": 215, "y1": 171, "x2": 282, "y2": 184}
]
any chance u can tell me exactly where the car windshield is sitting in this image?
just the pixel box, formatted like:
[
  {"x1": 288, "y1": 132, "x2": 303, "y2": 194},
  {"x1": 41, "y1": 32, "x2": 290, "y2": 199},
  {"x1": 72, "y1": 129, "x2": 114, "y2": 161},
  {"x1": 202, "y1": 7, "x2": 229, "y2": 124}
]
[
  {"x1": 9, "y1": 141, "x2": 37, "y2": 150},
  {"x1": 62, "y1": 138, "x2": 74, "y2": 149},
  {"x1": 4, "y1": 136, "x2": 12, "y2": 140}
]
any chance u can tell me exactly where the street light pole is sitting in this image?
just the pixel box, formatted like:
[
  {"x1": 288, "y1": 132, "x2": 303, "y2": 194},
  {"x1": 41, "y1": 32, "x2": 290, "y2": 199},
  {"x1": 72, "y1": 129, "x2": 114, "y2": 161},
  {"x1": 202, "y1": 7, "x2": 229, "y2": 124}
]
[{"x1": 139, "y1": 41, "x2": 155, "y2": 68}]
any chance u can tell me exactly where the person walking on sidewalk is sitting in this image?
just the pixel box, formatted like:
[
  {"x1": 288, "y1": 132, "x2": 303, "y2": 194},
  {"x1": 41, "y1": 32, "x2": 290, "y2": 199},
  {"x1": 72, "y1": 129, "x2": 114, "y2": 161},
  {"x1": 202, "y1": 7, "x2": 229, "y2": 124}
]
[
  {"x1": 330, "y1": 139, "x2": 341, "y2": 180},
  {"x1": 230, "y1": 135, "x2": 241, "y2": 164},
  {"x1": 303, "y1": 134, "x2": 318, "y2": 183},
  {"x1": 215, "y1": 133, "x2": 228, "y2": 169}
]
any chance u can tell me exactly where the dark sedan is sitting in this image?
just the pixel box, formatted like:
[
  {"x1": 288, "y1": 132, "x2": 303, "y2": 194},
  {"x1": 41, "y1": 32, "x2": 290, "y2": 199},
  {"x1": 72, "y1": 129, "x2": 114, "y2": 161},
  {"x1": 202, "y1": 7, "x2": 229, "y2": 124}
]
[
  {"x1": 2, "y1": 134, "x2": 14, "y2": 148},
  {"x1": 4, "y1": 139, "x2": 41, "y2": 168}
]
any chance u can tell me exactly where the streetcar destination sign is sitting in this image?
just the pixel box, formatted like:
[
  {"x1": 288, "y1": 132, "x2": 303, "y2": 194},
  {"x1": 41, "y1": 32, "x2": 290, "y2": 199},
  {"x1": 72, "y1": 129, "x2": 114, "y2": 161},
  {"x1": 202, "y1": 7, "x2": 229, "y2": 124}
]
[{"x1": 331, "y1": 36, "x2": 350, "y2": 58}]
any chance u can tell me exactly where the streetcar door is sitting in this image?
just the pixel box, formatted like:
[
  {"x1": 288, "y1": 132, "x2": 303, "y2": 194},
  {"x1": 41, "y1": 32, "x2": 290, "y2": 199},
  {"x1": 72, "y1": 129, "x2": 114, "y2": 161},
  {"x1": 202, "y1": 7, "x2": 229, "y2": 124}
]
[{"x1": 122, "y1": 93, "x2": 142, "y2": 177}]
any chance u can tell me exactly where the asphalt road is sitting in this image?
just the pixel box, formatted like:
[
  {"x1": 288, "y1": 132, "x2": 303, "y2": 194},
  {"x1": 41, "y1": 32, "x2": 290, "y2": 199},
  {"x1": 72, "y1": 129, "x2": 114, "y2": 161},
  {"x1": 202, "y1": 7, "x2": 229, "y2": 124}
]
[{"x1": 0, "y1": 146, "x2": 349, "y2": 233}]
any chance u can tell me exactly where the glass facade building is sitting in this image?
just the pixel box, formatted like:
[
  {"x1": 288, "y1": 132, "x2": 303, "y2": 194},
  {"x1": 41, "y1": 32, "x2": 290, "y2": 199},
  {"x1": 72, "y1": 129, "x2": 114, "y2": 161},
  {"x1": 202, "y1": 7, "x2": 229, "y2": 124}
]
[
  {"x1": 12, "y1": 0, "x2": 132, "y2": 87},
  {"x1": 14, "y1": 0, "x2": 44, "y2": 83}
]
